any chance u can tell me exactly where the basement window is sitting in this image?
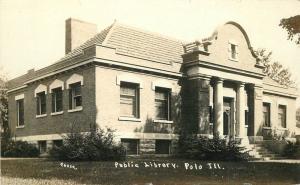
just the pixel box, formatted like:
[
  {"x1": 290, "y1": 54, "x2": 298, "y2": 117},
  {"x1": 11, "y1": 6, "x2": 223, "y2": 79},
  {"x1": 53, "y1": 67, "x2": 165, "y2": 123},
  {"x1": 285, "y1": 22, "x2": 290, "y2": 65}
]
[
  {"x1": 155, "y1": 140, "x2": 171, "y2": 154},
  {"x1": 38, "y1": 141, "x2": 47, "y2": 154},
  {"x1": 121, "y1": 139, "x2": 139, "y2": 155},
  {"x1": 53, "y1": 140, "x2": 63, "y2": 147}
]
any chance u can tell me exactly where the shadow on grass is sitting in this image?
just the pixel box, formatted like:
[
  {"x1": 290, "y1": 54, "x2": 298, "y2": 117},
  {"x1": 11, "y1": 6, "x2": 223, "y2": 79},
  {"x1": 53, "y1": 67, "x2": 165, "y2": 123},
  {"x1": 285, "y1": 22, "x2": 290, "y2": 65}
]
[{"x1": 1, "y1": 158, "x2": 300, "y2": 185}]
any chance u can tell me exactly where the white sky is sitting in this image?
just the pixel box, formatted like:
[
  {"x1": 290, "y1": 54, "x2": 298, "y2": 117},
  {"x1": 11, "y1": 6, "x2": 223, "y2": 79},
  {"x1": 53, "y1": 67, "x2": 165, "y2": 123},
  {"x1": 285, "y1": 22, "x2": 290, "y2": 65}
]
[{"x1": 0, "y1": 0, "x2": 299, "y2": 105}]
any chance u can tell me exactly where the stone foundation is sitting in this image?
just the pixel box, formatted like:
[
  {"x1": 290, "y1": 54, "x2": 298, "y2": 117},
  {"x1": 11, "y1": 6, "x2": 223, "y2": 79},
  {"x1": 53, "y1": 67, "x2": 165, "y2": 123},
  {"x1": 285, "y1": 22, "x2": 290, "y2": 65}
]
[{"x1": 139, "y1": 139, "x2": 156, "y2": 155}]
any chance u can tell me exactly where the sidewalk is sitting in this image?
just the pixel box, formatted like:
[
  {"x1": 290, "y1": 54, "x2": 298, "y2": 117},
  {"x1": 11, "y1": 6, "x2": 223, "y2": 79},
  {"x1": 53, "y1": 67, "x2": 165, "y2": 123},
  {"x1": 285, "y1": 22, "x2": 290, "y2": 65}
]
[
  {"x1": 252, "y1": 159, "x2": 300, "y2": 163},
  {"x1": 0, "y1": 157, "x2": 41, "y2": 160}
]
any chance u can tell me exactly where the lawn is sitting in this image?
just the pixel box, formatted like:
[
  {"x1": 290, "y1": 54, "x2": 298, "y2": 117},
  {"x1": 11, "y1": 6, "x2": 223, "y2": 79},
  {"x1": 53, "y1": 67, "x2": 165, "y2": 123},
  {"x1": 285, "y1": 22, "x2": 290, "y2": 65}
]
[{"x1": 1, "y1": 158, "x2": 300, "y2": 185}]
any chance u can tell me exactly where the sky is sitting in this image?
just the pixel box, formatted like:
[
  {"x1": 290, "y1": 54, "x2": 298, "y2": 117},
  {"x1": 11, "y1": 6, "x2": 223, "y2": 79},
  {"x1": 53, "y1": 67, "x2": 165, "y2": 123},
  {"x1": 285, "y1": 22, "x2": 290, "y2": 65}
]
[{"x1": 0, "y1": 0, "x2": 299, "y2": 104}]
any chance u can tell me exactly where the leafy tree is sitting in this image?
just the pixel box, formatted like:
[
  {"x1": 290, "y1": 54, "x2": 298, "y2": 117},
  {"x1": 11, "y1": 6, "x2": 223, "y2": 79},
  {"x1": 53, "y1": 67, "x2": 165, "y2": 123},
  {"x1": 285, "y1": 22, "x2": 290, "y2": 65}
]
[
  {"x1": 279, "y1": 15, "x2": 300, "y2": 45},
  {"x1": 296, "y1": 107, "x2": 300, "y2": 128},
  {"x1": 0, "y1": 69, "x2": 9, "y2": 140},
  {"x1": 255, "y1": 48, "x2": 295, "y2": 87}
]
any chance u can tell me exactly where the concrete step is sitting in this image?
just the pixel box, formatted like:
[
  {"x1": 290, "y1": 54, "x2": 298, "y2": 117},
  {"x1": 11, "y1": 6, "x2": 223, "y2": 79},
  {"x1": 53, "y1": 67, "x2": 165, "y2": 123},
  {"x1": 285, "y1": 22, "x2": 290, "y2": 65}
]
[
  {"x1": 260, "y1": 153, "x2": 278, "y2": 158},
  {"x1": 270, "y1": 157, "x2": 287, "y2": 160},
  {"x1": 247, "y1": 142, "x2": 285, "y2": 161}
]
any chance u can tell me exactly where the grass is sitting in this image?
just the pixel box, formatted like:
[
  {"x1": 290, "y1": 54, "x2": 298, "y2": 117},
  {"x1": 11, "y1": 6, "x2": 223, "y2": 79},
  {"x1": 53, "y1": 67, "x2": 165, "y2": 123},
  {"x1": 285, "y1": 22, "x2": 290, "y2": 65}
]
[{"x1": 1, "y1": 158, "x2": 300, "y2": 185}]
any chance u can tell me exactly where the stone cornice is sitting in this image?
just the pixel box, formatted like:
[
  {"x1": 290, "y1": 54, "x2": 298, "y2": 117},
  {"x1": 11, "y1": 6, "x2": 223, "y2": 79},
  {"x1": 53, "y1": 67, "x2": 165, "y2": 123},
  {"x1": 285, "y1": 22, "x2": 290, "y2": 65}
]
[
  {"x1": 94, "y1": 58, "x2": 183, "y2": 78},
  {"x1": 8, "y1": 57, "x2": 183, "y2": 93},
  {"x1": 184, "y1": 60, "x2": 265, "y2": 79},
  {"x1": 263, "y1": 89, "x2": 298, "y2": 99}
]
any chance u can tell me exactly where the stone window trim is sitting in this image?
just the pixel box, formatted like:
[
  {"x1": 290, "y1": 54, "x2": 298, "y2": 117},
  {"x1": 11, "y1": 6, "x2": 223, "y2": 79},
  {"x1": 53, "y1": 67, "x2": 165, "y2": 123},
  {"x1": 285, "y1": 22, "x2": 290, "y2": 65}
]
[
  {"x1": 34, "y1": 84, "x2": 47, "y2": 97},
  {"x1": 151, "y1": 80, "x2": 174, "y2": 91},
  {"x1": 153, "y1": 120, "x2": 173, "y2": 124},
  {"x1": 66, "y1": 74, "x2": 83, "y2": 89},
  {"x1": 116, "y1": 74, "x2": 144, "y2": 88},
  {"x1": 36, "y1": 114, "x2": 47, "y2": 118},
  {"x1": 15, "y1": 94, "x2": 24, "y2": 100},
  {"x1": 49, "y1": 79, "x2": 64, "y2": 92},
  {"x1": 277, "y1": 100, "x2": 288, "y2": 106},
  {"x1": 118, "y1": 116, "x2": 141, "y2": 122},
  {"x1": 228, "y1": 40, "x2": 239, "y2": 62},
  {"x1": 68, "y1": 106, "x2": 83, "y2": 113},
  {"x1": 16, "y1": 125, "x2": 25, "y2": 129},
  {"x1": 51, "y1": 111, "x2": 64, "y2": 116},
  {"x1": 277, "y1": 127, "x2": 288, "y2": 131}
]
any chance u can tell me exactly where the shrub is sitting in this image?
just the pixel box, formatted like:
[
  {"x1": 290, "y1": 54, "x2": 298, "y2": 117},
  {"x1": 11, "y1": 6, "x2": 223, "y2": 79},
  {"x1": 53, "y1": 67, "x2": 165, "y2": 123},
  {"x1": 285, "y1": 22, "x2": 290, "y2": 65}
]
[
  {"x1": 2, "y1": 140, "x2": 39, "y2": 157},
  {"x1": 49, "y1": 128, "x2": 126, "y2": 161},
  {"x1": 282, "y1": 141, "x2": 300, "y2": 159},
  {"x1": 177, "y1": 134, "x2": 250, "y2": 161}
]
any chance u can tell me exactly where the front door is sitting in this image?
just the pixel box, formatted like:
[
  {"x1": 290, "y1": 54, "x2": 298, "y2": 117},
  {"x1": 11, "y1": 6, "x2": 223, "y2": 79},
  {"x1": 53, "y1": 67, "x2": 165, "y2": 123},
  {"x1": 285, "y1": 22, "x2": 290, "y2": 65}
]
[{"x1": 223, "y1": 98, "x2": 234, "y2": 136}]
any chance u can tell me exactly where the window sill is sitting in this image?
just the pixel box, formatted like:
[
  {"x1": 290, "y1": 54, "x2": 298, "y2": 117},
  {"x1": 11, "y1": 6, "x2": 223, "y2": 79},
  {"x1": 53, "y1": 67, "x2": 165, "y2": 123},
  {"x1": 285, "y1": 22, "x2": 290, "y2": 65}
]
[
  {"x1": 16, "y1": 125, "x2": 25, "y2": 129},
  {"x1": 68, "y1": 107, "x2": 83, "y2": 113},
  {"x1": 229, "y1": 58, "x2": 238, "y2": 62},
  {"x1": 36, "y1": 114, "x2": 47, "y2": 118},
  {"x1": 277, "y1": 127, "x2": 288, "y2": 131},
  {"x1": 51, "y1": 111, "x2": 64, "y2": 116},
  {"x1": 262, "y1": 127, "x2": 272, "y2": 130},
  {"x1": 153, "y1": 120, "x2": 173, "y2": 124},
  {"x1": 118, "y1": 117, "x2": 141, "y2": 122}
]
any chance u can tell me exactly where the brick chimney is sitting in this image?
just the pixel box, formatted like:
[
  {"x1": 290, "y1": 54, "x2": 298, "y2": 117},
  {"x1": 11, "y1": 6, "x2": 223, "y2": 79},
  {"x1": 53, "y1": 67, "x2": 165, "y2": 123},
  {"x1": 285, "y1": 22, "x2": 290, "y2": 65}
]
[{"x1": 65, "y1": 18, "x2": 97, "y2": 54}]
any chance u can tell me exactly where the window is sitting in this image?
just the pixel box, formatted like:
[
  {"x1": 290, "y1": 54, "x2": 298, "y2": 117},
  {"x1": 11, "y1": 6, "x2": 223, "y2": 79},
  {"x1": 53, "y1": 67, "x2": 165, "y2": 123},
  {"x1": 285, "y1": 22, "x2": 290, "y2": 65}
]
[
  {"x1": 229, "y1": 43, "x2": 238, "y2": 60},
  {"x1": 53, "y1": 140, "x2": 63, "y2": 147},
  {"x1": 52, "y1": 87, "x2": 63, "y2": 113},
  {"x1": 121, "y1": 139, "x2": 139, "y2": 155},
  {"x1": 155, "y1": 140, "x2": 171, "y2": 154},
  {"x1": 278, "y1": 105, "x2": 286, "y2": 128},
  {"x1": 120, "y1": 82, "x2": 139, "y2": 118},
  {"x1": 263, "y1": 103, "x2": 271, "y2": 127},
  {"x1": 209, "y1": 106, "x2": 214, "y2": 123},
  {"x1": 155, "y1": 87, "x2": 171, "y2": 120},
  {"x1": 69, "y1": 82, "x2": 82, "y2": 110},
  {"x1": 36, "y1": 92, "x2": 46, "y2": 115},
  {"x1": 245, "y1": 110, "x2": 249, "y2": 126},
  {"x1": 16, "y1": 99, "x2": 24, "y2": 126},
  {"x1": 38, "y1": 141, "x2": 47, "y2": 154}
]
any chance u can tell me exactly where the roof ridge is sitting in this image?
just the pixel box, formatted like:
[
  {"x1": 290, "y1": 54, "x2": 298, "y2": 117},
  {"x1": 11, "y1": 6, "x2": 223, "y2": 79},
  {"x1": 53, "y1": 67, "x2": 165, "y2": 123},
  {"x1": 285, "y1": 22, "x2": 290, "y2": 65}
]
[
  {"x1": 101, "y1": 20, "x2": 118, "y2": 46},
  {"x1": 113, "y1": 21, "x2": 187, "y2": 45}
]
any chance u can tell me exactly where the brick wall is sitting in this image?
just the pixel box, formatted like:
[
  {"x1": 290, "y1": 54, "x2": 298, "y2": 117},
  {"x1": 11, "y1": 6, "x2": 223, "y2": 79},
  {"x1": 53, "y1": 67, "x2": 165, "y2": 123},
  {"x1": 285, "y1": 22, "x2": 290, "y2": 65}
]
[{"x1": 8, "y1": 66, "x2": 96, "y2": 138}]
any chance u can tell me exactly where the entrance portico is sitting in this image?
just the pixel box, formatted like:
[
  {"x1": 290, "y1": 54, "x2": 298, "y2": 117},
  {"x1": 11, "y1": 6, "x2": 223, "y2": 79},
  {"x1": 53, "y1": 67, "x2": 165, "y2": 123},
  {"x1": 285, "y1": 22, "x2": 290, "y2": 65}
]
[{"x1": 212, "y1": 78, "x2": 247, "y2": 139}]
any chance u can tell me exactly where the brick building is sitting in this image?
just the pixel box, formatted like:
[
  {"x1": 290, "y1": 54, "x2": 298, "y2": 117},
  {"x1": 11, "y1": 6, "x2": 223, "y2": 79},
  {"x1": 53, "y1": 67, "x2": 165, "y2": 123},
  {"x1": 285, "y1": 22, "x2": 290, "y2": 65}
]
[{"x1": 7, "y1": 18, "x2": 298, "y2": 155}]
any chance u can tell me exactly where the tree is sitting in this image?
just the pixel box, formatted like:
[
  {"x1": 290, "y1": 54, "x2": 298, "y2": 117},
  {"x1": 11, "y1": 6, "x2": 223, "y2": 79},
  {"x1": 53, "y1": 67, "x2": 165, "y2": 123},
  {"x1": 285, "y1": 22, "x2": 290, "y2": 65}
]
[
  {"x1": 297, "y1": 107, "x2": 300, "y2": 128},
  {"x1": 255, "y1": 48, "x2": 295, "y2": 87},
  {"x1": 0, "y1": 68, "x2": 9, "y2": 140},
  {"x1": 279, "y1": 15, "x2": 300, "y2": 45}
]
